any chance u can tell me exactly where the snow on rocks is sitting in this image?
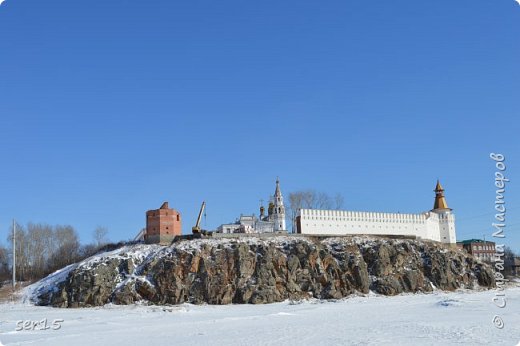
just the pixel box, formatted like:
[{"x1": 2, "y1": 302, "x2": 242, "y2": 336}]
[{"x1": 23, "y1": 236, "x2": 496, "y2": 308}]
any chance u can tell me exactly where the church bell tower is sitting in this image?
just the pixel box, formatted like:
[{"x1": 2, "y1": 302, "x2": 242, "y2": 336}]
[{"x1": 272, "y1": 178, "x2": 286, "y2": 231}]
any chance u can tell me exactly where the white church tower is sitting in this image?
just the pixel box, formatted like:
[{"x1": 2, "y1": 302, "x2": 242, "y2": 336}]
[
  {"x1": 272, "y1": 178, "x2": 286, "y2": 231},
  {"x1": 432, "y1": 180, "x2": 457, "y2": 244}
]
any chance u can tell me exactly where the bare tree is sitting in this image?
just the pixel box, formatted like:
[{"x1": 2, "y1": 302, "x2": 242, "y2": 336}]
[
  {"x1": 504, "y1": 246, "x2": 517, "y2": 277},
  {"x1": 315, "y1": 192, "x2": 332, "y2": 209},
  {"x1": 334, "y1": 193, "x2": 345, "y2": 210},
  {"x1": 25, "y1": 223, "x2": 55, "y2": 280},
  {"x1": 93, "y1": 226, "x2": 109, "y2": 248},
  {"x1": 4, "y1": 222, "x2": 112, "y2": 282},
  {"x1": 301, "y1": 190, "x2": 316, "y2": 209},
  {"x1": 288, "y1": 190, "x2": 345, "y2": 233},
  {"x1": 288, "y1": 192, "x2": 305, "y2": 233},
  {"x1": 49, "y1": 225, "x2": 80, "y2": 273},
  {"x1": 0, "y1": 245, "x2": 10, "y2": 283},
  {"x1": 79, "y1": 243, "x2": 99, "y2": 259},
  {"x1": 7, "y1": 222, "x2": 58, "y2": 281}
]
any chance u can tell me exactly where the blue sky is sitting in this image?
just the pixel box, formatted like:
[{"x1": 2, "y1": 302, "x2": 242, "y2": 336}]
[{"x1": 0, "y1": 1, "x2": 519, "y2": 252}]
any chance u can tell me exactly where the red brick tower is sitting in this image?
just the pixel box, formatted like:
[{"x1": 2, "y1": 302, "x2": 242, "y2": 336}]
[{"x1": 145, "y1": 202, "x2": 182, "y2": 244}]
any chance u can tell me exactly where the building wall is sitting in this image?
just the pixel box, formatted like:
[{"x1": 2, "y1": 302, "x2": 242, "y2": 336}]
[
  {"x1": 461, "y1": 241, "x2": 496, "y2": 262},
  {"x1": 217, "y1": 224, "x2": 241, "y2": 234},
  {"x1": 424, "y1": 214, "x2": 441, "y2": 242},
  {"x1": 145, "y1": 203, "x2": 182, "y2": 244},
  {"x1": 217, "y1": 218, "x2": 276, "y2": 234},
  {"x1": 256, "y1": 220, "x2": 276, "y2": 233},
  {"x1": 273, "y1": 213, "x2": 286, "y2": 232},
  {"x1": 436, "y1": 211, "x2": 456, "y2": 244},
  {"x1": 296, "y1": 208, "x2": 456, "y2": 244}
]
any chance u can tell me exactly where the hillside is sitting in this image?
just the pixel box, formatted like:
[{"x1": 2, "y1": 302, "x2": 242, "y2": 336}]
[{"x1": 25, "y1": 236, "x2": 495, "y2": 307}]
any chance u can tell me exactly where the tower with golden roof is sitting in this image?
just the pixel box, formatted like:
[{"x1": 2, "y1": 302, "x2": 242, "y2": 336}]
[
  {"x1": 433, "y1": 180, "x2": 450, "y2": 210},
  {"x1": 431, "y1": 180, "x2": 456, "y2": 243}
]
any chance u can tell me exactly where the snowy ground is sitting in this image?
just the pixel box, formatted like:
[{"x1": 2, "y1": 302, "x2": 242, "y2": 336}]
[{"x1": 0, "y1": 287, "x2": 519, "y2": 346}]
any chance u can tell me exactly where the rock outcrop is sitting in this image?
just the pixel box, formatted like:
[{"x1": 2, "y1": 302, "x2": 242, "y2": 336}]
[{"x1": 27, "y1": 237, "x2": 495, "y2": 308}]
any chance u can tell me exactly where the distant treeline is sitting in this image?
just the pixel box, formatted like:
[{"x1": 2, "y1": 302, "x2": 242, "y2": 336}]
[{"x1": 0, "y1": 223, "x2": 130, "y2": 284}]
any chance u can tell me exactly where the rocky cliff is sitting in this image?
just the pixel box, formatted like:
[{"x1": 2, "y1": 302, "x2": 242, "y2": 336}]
[{"x1": 26, "y1": 237, "x2": 495, "y2": 307}]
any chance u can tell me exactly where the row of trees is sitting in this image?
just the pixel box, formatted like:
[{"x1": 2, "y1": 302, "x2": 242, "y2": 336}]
[{"x1": 0, "y1": 223, "x2": 109, "y2": 284}]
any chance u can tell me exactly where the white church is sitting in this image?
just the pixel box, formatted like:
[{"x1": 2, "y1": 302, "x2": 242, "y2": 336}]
[
  {"x1": 216, "y1": 179, "x2": 286, "y2": 234},
  {"x1": 296, "y1": 180, "x2": 457, "y2": 244}
]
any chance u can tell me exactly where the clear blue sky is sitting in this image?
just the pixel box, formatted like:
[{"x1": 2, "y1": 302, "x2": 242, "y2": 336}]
[{"x1": 0, "y1": 1, "x2": 519, "y2": 252}]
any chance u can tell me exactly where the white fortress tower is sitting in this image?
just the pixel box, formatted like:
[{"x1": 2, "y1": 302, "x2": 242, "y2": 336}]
[
  {"x1": 296, "y1": 180, "x2": 457, "y2": 244},
  {"x1": 431, "y1": 180, "x2": 456, "y2": 244},
  {"x1": 272, "y1": 178, "x2": 286, "y2": 231}
]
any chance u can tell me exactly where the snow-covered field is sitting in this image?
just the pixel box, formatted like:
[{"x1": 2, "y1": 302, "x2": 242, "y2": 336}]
[{"x1": 0, "y1": 287, "x2": 519, "y2": 346}]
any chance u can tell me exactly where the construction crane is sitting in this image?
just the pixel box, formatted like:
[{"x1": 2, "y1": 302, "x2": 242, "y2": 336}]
[
  {"x1": 192, "y1": 201, "x2": 205, "y2": 234},
  {"x1": 192, "y1": 201, "x2": 207, "y2": 235},
  {"x1": 171, "y1": 201, "x2": 211, "y2": 243}
]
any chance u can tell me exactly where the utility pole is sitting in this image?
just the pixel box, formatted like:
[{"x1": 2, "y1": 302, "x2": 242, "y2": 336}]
[{"x1": 12, "y1": 219, "x2": 16, "y2": 290}]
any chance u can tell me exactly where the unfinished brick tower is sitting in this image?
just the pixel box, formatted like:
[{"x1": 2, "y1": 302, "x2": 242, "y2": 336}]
[{"x1": 145, "y1": 202, "x2": 182, "y2": 244}]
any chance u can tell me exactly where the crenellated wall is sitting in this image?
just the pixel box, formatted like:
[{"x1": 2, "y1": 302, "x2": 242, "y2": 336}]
[{"x1": 296, "y1": 208, "x2": 456, "y2": 244}]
